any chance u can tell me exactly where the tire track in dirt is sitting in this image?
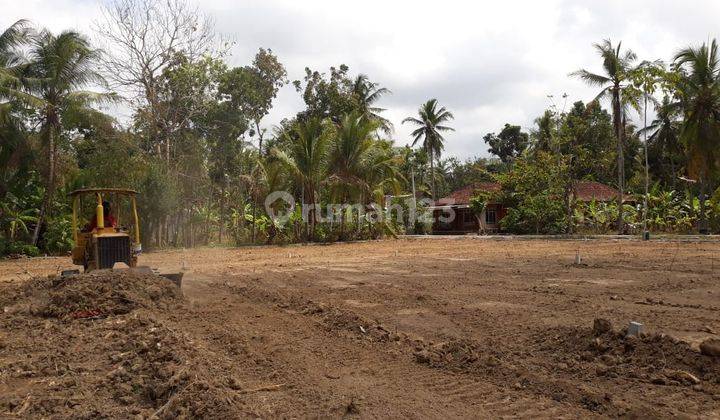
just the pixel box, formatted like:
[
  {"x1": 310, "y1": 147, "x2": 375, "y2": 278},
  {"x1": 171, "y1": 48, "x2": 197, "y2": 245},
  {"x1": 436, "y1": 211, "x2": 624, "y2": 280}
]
[
  {"x1": 166, "y1": 239, "x2": 720, "y2": 417},
  {"x1": 191, "y1": 275, "x2": 595, "y2": 418},
  {"x1": 176, "y1": 272, "x2": 594, "y2": 418},
  {"x1": 4, "y1": 239, "x2": 719, "y2": 417},
  {"x1": 178, "y1": 275, "x2": 480, "y2": 417},
  {"x1": 211, "y1": 271, "x2": 720, "y2": 418},
  {"x1": 399, "y1": 371, "x2": 579, "y2": 418}
]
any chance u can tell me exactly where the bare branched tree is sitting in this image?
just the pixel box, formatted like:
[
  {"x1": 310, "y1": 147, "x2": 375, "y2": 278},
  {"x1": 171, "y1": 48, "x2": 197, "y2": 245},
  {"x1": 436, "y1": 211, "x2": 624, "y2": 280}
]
[
  {"x1": 93, "y1": 0, "x2": 220, "y2": 246},
  {"x1": 93, "y1": 0, "x2": 217, "y2": 160}
]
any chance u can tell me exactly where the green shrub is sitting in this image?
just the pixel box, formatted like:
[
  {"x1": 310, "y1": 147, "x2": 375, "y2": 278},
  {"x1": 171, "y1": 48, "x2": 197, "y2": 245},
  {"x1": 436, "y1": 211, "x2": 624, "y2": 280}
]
[
  {"x1": 495, "y1": 152, "x2": 569, "y2": 234},
  {"x1": 44, "y1": 215, "x2": 75, "y2": 253},
  {"x1": 5, "y1": 242, "x2": 40, "y2": 257},
  {"x1": 501, "y1": 196, "x2": 567, "y2": 234}
]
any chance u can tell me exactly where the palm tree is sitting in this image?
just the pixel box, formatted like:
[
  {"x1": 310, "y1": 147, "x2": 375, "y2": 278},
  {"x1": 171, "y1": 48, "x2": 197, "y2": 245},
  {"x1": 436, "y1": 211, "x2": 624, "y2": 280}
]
[
  {"x1": 328, "y1": 112, "x2": 377, "y2": 238},
  {"x1": 531, "y1": 110, "x2": 555, "y2": 154},
  {"x1": 0, "y1": 101, "x2": 27, "y2": 209},
  {"x1": 329, "y1": 112, "x2": 378, "y2": 188},
  {"x1": 673, "y1": 39, "x2": 720, "y2": 233},
  {"x1": 571, "y1": 40, "x2": 638, "y2": 233},
  {"x1": 0, "y1": 21, "x2": 32, "y2": 231},
  {"x1": 244, "y1": 155, "x2": 289, "y2": 244},
  {"x1": 273, "y1": 117, "x2": 333, "y2": 241},
  {"x1": 0, "y1": 20, "x2": 32, "y2": 138},
  {"x1": 433, "y1": 158, "x2": 453, "y2": 198},
  {"x1": 355, "y1": 139, "x2": 403, "y2": 238},
  {"x1": 11, "y1": 29, "x2": 115, "y2": 245},
  {"x1": 0, "y1": 20, "x2": 30, "y2": 83},
  {"x1": 638, "y1": 96, "x2": 683, "y2": 187},
  {"x1": 326, "y1": 112, "x2": 405, "y2": 239},
  {"x1": 351, "y1": 74, "x2": 393, "y2": 134},
  {"x1": 402, "y1": 99, "x2": 454, "y2": 200},
  {"x1": 359, "y1": 139, "x2": 403, "y2": 202}
]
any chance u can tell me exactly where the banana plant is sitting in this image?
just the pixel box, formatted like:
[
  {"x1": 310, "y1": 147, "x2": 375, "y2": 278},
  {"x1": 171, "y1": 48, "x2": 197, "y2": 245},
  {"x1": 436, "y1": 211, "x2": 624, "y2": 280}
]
[{"x1": 0, "y1": 201, "x2": 37, "y2": 240}]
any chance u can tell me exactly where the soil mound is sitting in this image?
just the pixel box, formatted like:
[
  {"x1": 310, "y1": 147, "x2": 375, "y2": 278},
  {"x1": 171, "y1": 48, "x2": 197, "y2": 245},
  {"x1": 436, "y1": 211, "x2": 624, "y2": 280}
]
[
  {"x1": 413, "y1": 339, "x2": 481, "y2": 368},
  {"x1": 94, "y1": 315, "x2": 238, "y2": 419},
  {"x1": 534, "y1": 320, "x2": 720, "y2": 391},
  {"x1": 3, "y1": 270, "x2": 182, "y2": 319},
  {"x1": 0, "y1": 272, "x2": 242, "y2": 419},
  {"x1": 313, "y1": 303, "x2": 397, "y2": 342}
]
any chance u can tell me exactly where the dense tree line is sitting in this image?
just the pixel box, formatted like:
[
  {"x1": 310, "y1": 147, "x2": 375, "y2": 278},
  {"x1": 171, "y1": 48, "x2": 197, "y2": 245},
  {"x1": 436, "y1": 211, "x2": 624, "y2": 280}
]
[
  {"x1": 0, "y1": 3, "x2": 433, "y2": 253},
  {"x1": 478, "y1": 39, "x2": 720, "y2": 234},
  {"x1": 1, "y1": 2, "x2": 720, "y2": 255}
]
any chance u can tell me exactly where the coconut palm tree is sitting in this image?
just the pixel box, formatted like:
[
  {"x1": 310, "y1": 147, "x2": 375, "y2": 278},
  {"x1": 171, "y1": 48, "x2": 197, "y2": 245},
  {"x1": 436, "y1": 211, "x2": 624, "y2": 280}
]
[
  {"x1": 0, "y1": 20, "x2": 32, "y2": 145},
  {"x1": 328, "y1": 112, "x2": 405, "y2": 239},
  {"x1": 639, "y1": 96, "x2": 683, "y2": 187},
  {"x1": 273, "y1": 117, "x2": 333, "y2": 241},
  {"x1": 0, "y1": 21, "x2": 32, "y2": 204},
  {"x1": 351, "y1": 74, "x2": 393, "y2": 134},
  {"x1": 402, "y1": 99, "x2": 454, "y2": 200},
  {"x1": 433, "y1": 158, "x2": 453, "y2": 198},
  {"x1": 328, "y1": 111, "x2": 379, "y2": 240},
  {"x1": 360, "y1": 139, "x2": 403, "y2": 201},
  {"x1": 0, "y1": 21, "x2": 33, "y2": 236},
  {"x1": 357, "y1": 139, "x2": 404, "y2": 238},
  {"x1": 673, "y1": 39, "x2": 720, "y2": 233},
  {"x1": 0, "y1": 20, "x2": 30, "y2": 84},
  {"x1": 328, "y1": 112, "x2": 377, "y2": 238},
  {"x1": 11, "y1": 29, "x2": 115, "y2": 245},
  {"x1": 329, "y1": 112, "x2": 378, "y2": 189},
  {"x1": 243, "y1": 154, "x2": 290, "y2": 244},
  {"x1": 571, "y1": 40, "x2": 638, "y2": 233},
  {"x1": 0, "y1": 101, "x2": 28, "y2": 208}
]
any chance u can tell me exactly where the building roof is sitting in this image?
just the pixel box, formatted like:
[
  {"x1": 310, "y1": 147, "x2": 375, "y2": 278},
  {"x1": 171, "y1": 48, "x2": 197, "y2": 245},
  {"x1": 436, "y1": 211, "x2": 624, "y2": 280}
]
[
  {"x1": 435, "y1": 180, "x2": 622, "y2": 206},
  {"x1": 435, "y1": 182, "x2": 501, "y2": 206},
  {"x1": 573, "y1": 180, "x2": 620, "y2": 202}
]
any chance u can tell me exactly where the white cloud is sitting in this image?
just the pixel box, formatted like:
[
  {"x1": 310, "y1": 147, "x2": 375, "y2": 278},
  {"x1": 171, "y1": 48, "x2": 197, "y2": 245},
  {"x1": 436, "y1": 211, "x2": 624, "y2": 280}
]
[{"x1": 2, "y1": 0, "x2": 719, "y2": 159}]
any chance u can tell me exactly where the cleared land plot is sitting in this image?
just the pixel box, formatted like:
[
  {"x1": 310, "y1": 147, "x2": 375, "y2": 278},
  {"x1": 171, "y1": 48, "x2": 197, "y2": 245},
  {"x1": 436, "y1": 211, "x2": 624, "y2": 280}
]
[{"x1": 1, "y1": 238, "x2": 720, "y2": 418}]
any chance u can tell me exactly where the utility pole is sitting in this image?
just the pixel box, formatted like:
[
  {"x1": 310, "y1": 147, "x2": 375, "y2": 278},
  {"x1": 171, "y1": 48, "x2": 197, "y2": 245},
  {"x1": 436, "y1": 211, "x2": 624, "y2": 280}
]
[
  {"x1": 642, "y1": 92, "x2": 650, "y2": 240},
  {"x1": 411, "y1": 167, "x2": 417, "y2": 233},
  {"x1": 411, "y1": 167, "x2": 417, "y2": 209},
  {"x1": 549, "y1": 93, "x2": 573, "y2": 235}
]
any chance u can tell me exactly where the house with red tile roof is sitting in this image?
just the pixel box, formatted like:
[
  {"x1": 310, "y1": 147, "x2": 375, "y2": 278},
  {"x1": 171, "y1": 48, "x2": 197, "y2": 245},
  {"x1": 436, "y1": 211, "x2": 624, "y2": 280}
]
[{"x1": 430, "y1": 180, "x2": 623, "y2": 234}]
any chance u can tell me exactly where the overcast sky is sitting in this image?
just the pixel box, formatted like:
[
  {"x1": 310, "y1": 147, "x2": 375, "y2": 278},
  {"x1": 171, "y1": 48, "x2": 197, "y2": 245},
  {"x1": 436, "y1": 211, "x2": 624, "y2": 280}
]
[{"x1": 3, "y1": 0, "x2": 719, "y2": 159}]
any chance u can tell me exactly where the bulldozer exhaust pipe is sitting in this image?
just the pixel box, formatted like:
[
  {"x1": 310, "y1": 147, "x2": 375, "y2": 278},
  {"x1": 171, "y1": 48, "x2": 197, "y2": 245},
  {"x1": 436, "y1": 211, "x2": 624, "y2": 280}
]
[{"x1": 95, "y1": 194, "x2": 105, "y2": 229}]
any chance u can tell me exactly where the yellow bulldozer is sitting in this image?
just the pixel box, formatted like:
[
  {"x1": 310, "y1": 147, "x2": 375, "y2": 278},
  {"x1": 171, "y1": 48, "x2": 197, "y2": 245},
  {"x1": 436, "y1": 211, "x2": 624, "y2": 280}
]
[{"x1": 65, "y1": 188, "x2": 182, "y2": 286}]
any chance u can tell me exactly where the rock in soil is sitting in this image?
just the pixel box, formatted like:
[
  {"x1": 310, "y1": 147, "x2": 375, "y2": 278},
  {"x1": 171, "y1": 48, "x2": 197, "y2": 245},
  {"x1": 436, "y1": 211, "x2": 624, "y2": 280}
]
[
  {"x1": 592, "y1": 318, "x2": 613, "y2": 336},
  {"x1": 700, "y1": 338, "x2": 720, "y2": 357}
]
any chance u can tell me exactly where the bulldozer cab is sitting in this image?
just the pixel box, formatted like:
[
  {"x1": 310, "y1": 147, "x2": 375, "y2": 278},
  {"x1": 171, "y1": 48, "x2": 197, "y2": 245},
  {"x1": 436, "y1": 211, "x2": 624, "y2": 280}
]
[{"x1": 69, "y1": 188, "x2": 141, "y2": 271}]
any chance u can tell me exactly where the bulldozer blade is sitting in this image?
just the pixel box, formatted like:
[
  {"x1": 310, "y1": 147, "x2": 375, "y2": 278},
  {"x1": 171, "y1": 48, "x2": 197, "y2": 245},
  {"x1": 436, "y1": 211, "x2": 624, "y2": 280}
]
[
  {"x1": 124, "y1": 265, "x2": 153, "y2": 274},
  {"x1": 158, "y1": 272, "x2": 183, "y2": 288},
  {"x1": 113, "y1": 265, "x2": 183, "y2": 288},
  {"x1": 61, "y1": 269, "x2": 81, "y2": 277}
]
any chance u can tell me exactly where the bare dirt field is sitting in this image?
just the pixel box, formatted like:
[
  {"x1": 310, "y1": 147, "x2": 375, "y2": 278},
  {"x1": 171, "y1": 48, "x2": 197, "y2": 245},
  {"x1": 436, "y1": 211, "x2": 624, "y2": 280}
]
[{"x1": 1, "y1": 237, "x2": 720, "y2": 418}]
